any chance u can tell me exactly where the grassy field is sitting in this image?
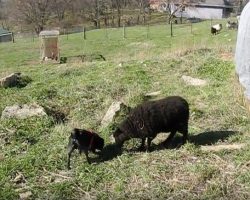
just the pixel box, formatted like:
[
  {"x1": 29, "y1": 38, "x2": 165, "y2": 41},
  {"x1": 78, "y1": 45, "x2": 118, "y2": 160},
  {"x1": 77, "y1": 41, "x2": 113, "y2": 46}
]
[{"x1": 0, "y1": 20, "x2": 250, "y2": 199}]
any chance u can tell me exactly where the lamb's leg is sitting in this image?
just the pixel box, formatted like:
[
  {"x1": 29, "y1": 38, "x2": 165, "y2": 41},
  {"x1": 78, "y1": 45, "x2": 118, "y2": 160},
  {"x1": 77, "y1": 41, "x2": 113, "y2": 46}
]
[
  {"x1": 163, "y1": 131, "x2": 176, "y2": 147},
  {"x1": 67, "y1": 147, "x2": 75, "y2": 170},
  {"x1": 92, "y1": 149, "x2": 101, "y2": 155},
  {"x1": 138, "y1": 138, "x2": 146, "y2": 151},
  {"x1": 84, "y1": 150, "x2": 91, "y2": 164}
]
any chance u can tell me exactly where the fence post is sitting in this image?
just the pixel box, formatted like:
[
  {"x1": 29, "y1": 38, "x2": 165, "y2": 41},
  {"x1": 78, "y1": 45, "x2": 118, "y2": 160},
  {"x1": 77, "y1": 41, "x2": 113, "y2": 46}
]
[
  {"x1": 105, "y1": 26, "x2": 108, "y2": 39},
  {"x1": 123, "y1": 24, "x2": 126, "y2": 39},
  {"x1": 83, "y1": 27, "x2": 86, "y2": 40},
  {"x1": 190, "y1": 22, "x2": 193, "y2": 34},
  {"x1": 11, "y1": 32, "x2": 15, "y2": 43},
  {"x1": 146, "y1": 24, "x2": 149, "y2": 39},
  {"x1": 170, "y1": 20, "x2": 173, "y2": 37}
]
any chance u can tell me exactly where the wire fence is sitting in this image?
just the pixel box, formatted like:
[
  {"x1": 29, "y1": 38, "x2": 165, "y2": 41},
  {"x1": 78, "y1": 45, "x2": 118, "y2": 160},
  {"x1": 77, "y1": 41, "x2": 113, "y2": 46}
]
[
  {"x1": 12, "y1": 18, "x2": 228, "y2": 41},
  {"x1": 2, "y1": 18, "x2": 236, "y2": 64}
]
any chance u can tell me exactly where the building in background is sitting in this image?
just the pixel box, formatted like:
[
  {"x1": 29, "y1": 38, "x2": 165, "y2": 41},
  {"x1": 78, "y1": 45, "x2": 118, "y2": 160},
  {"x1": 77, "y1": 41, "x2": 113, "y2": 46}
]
[
  {"x1": 0, "y1": 28, "x2": 12, "y2": 43},
  {"x1": 149, "y1": 0, "x2": 236, "y2": 19}
]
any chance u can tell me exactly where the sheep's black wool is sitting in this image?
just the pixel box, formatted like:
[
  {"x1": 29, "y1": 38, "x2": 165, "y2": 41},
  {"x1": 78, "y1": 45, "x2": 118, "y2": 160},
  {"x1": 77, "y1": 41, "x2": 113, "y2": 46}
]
[{"x1": 113, "y1": 96, "x2": 189, "y2": 150}]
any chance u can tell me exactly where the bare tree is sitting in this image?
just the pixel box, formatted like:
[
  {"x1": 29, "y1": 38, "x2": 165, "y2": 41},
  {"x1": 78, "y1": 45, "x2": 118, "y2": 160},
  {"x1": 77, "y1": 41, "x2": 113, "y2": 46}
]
[
  {"x1": 137, "y1": 0, "x2": 150, "y2": 24},
  {"x1": 110, "y1": 0, "x2": 122, "y2": 27},
  {"x1": 162, "y1": 0, "x2": 198, "y2": 36},
  {"x1": 52, "y1": 0, "x2": 73, "y2": 22},
  {"x1": 14, "y1": 0, "x2": 53, "y2": 34}
]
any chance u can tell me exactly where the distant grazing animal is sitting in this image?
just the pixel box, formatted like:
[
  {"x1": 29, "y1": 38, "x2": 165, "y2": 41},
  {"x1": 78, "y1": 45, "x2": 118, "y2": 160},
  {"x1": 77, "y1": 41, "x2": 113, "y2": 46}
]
[
  {"x1": 226, "y1": 21, "x2": 238, "y2": 29},
  {"x1": 211, "y1": 24, "x2": 222, "y2": 35},
  {"x1": 113, "y1": 96, "x2": 189, "y2": 151},
  {"x1": 67, "y1": 128, "x2": 104, "y2": 169}
]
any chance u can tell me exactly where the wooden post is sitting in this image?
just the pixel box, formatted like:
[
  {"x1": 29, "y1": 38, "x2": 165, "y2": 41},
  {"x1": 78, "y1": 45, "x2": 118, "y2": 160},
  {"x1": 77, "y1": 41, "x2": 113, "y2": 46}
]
[
  {"x1": 146, "y1": 24, "x2": 149, "y2": 39},
  {"x1": 83, "y1": 27, "x2": 86, "y2": 40},
  {"x1": 105, "y1": 26, "x2": 108, "y2": 39},
  {"x1": 190, "y1": 22, "x2": 193, "y2": 34},
  {"x1": 170, "y1": 20, "x2": 173, "y2": 37},
  {"x1": 11, "y1": 32, "x2": 15, "y2": 43}
]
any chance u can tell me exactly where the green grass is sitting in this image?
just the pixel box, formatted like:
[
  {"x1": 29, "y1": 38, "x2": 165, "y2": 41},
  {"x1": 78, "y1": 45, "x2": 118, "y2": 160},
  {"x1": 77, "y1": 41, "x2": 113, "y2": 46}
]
[{"x1": 0, "y1": 20, "x2": 249, "y2": 199}]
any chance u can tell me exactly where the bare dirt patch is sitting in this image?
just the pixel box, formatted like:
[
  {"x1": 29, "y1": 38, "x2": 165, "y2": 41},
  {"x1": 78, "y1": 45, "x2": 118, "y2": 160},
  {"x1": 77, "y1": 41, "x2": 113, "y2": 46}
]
[
  {"x1": 220, "y1": 52, "x2": 234, "y2": 61},
  {"x1": 201, "y1": 143, "x2": 246, "y2": 152}
]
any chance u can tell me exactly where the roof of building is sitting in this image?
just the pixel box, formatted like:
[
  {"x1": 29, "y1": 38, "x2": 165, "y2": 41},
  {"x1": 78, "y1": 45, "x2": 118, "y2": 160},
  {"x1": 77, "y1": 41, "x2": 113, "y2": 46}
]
[
  {"x1": 0, "y1": 28, "x2": 11, "y2": 36},
  {"x1": 150, "y1": 0, "x2": 234, "y2": 8},
  {"x1": 198, "y1": 0, "x2": 232, "y2": 7}
]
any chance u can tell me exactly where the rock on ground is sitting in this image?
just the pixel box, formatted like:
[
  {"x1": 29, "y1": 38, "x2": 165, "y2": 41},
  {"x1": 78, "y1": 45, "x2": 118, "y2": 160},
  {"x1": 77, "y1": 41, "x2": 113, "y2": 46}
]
[
  {"x1": 19, "y1": 191, "x2": 32, "y2": 200},
  {"x1": 101, "y1": 101, "x2": 129, "y2": 128},
  {"x1": 182, "y1": 75, "x2": 207, "y2": 86},
  {"x1": 1, "y1": 103, "x2": 47, "y2": 119},
  {"x1": 0, "y1": 72, "x2": 21, "y2": 88},
  {"x1": 0, "y1": 72, "x2": 32, "y2": 88},
  {"x1": 145, "y1": 91, "x2": 161, "y2": 98}
]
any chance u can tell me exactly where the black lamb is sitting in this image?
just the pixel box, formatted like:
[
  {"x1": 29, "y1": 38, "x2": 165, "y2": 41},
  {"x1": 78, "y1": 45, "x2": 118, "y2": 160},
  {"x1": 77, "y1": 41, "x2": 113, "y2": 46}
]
[
  {"x1": 113, "y1": 96, "x2": 189, "y2": 151},
  {"x1": 67, "y1": 128, "x2": 104, "y2": 169}
]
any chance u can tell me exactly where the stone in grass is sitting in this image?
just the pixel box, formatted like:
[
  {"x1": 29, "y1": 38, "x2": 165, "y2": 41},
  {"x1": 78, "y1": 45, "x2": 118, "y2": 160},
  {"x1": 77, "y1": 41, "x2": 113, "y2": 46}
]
[
  {"x1": 101, "y1": 101, "x2": 129, "y2": 128},
  {"x1": 145, "y1": 91, "x2": 161, "y2": 98},
  {"x1": 13, "y1": 173, "x2": 26, "y2": 184},
  {"x1": 0, "y1": 72, "x2": 32, "y2": 88},
  {"x1": 182, "y1": 75, "x2": 207, "y2": 86},
  {"x1": 1, "y1": 103, "x2": 47, "y2": 119},
  {"x1": 0, "y1": 72, "x2": 21, "y2": 88},
  {"x1": 19, "y1": 191, "x2": 32, "y2": 200}
]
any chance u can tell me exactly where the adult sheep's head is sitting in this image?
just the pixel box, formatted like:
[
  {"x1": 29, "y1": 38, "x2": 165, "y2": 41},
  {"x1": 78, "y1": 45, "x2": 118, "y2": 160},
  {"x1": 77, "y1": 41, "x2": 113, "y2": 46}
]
[
  {"x1": 113, "y1": 127, "x2": 124, "y2": 146},
  {"x1": 113, "y1": 126, "x2": 131, "y2": 148},
  {"x1": 113, "y1": 116, "x2": 135, "y2": 148}
]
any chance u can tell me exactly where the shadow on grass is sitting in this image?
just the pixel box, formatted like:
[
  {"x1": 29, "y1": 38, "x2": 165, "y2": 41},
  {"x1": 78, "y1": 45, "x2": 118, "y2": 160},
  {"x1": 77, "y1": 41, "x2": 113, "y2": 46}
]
[
  {"x1": 151, "y1": 130, "x2": 238, "y2": 151},
  {"x1": 87, "y1": 131, "x2": 238, "y2": 164},
  {"x1": 87, "y1": 143, "x2": 122, "y2": 164}
]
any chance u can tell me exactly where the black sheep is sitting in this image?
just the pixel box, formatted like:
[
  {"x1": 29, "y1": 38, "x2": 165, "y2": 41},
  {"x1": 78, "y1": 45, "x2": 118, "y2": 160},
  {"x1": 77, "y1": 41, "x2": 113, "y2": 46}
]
[{"x1": 113, "y1": 96, "x2": 189, "y2": 151}]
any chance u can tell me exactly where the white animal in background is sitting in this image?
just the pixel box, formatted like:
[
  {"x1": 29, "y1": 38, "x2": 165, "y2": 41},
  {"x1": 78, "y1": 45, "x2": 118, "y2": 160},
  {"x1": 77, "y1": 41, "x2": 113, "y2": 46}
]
[{"x1": 211, "y1": 24, "x2": 222, "y2": 35}]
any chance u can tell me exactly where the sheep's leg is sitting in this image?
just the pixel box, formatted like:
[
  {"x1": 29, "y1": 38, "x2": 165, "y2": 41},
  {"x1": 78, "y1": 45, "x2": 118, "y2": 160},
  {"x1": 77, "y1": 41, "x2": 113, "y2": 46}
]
[
  {"x1": 138, "y1": 138, "x2": 146, "y2": 151},
  {"x1": 178, "y1": 122, "x2": 189, "y2": 145},
  {"x1": 147, "y1": 137, "x2": 154, "y2": 152},
  {"x1": 163, "y1": 131, "x2": 176, "y2": 147},
  {"x1": 181, "y1": 129, "x2": 188, "y2": 145}
]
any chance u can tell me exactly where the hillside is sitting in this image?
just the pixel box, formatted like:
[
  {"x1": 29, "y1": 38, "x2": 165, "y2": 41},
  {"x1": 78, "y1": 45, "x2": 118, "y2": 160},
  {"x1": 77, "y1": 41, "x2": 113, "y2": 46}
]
[{"x1": 0, "y1": 20, "x2": 249, "y2": 199}]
